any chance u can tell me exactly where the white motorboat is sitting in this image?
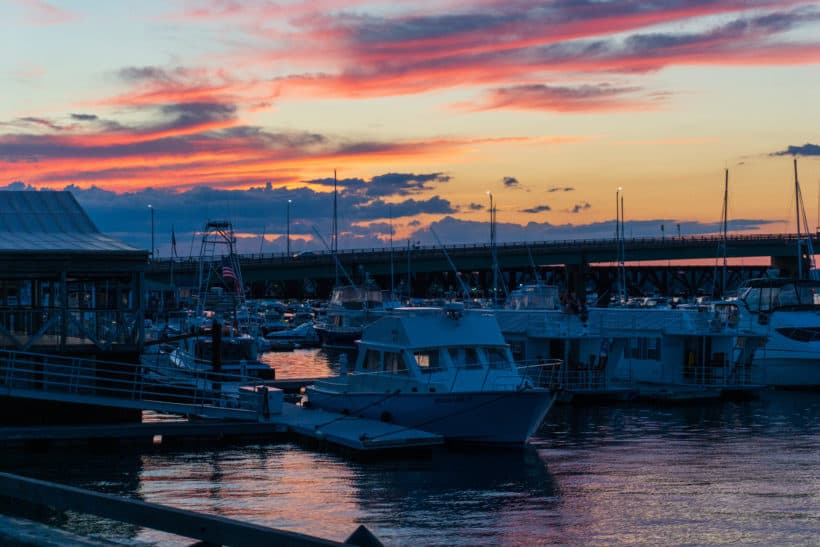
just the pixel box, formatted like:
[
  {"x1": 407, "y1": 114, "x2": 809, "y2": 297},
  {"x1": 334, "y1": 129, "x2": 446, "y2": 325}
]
[
  {"x1": 305, "y1": 304, "x2": 558, "y2": 445},
  {"x1": 735, "y1": 277, "x2": 820, "y2": 388},
  {"x1": 495, "y1": 283, "x2": 768, "y2": 400}
]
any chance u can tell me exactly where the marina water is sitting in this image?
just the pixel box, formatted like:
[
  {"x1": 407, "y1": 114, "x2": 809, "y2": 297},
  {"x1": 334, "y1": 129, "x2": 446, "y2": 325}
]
[{"x1": 1, "y1": 348, "x2": 818, "y2": 545}]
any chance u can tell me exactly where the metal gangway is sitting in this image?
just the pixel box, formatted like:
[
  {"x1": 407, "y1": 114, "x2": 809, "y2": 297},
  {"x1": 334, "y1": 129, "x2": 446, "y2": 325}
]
[{"x1": 0, "y1": 349, "x2": 264, "y2": 420}]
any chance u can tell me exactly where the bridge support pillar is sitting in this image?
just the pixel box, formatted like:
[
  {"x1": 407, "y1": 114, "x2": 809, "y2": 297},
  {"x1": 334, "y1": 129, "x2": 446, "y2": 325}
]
[{"x1": 771, "y1": 255, "x2": 797, "y2": 277}]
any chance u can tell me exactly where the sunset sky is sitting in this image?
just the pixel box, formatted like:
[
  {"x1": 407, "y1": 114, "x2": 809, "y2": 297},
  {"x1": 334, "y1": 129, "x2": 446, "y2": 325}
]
[{"x1": 2, "y1": 0, "x2": 820, "y2": 256}]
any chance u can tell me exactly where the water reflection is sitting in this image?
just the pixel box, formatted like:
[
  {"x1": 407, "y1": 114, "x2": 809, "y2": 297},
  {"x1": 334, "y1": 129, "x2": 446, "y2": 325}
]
[{"x1": 0, "y1": 379, "x2": 817, "y2": 545}]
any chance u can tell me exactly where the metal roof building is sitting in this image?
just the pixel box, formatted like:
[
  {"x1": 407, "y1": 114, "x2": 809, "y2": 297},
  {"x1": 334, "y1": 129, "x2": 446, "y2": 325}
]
[{"x1": 0, "y1": 191, "x2": 148, "y2": 354}]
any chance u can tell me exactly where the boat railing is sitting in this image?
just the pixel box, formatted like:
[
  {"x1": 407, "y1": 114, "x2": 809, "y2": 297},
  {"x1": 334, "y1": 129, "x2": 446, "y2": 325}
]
[
  {"x1": 515, "y1": 359, "x2": 562, "y2": 389},
  {"x1": 554, "y1": 368, "x2": 611, "y2": 391}
]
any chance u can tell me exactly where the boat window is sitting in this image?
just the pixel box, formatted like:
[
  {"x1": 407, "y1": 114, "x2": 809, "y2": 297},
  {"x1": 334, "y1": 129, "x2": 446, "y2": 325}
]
[
  {"x1": 777, "y1": 285, "x2": 798, "y2": 307},
  {"x1": 485, "y1": 347, "x2": 512, "y2": 370},
  {"x1": 385, "y1": 351, "x2": 407, "y2": 374},
  {"x1": 759, "y1": 287, "x2": 775, "y2": 311},
  {"x1": 775, "y1": 327, "x2": 820, "y2": 342},
  {"x1": 647, "y1": 337, "x2": 661, "y2": 361},
  {"x1": 741, "y1": 288, "x2": 761, "y2": 312},
  {"x1": 363, "y1": 350, "x2": 381, "y2": 371},
  {"x1": 414, "y1": 350, "x2": 440, "y2": 372},
  {"x1": 447, "y1": 348, "x2": 481, "y2": 369}
]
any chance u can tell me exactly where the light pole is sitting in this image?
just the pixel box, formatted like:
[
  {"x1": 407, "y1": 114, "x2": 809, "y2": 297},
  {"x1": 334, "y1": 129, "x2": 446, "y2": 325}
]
[
  {"x1": 148, "y1": 204, "x2": 154, "y2": 260},
  {"x1": 286, "y1": 199, "x2": 292, "y2": 257}
]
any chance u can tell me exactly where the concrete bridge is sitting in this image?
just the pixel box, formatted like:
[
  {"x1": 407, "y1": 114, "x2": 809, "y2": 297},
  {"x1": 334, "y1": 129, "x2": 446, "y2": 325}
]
[{"x1": 146, "y1": 232, "x2": 817, "y2": 300}]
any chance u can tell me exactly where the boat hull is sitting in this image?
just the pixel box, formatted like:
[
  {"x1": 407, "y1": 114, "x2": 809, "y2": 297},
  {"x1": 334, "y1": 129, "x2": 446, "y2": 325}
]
[
  {"x1": 314, "y1": 325, "x2": 361, "y2": 349},
  {"x1": 751, "y1": 356, "x2": 820, "y2": 388},
  {"x1": 305, "y1": 387, "x2": 556, "y2": 445}
]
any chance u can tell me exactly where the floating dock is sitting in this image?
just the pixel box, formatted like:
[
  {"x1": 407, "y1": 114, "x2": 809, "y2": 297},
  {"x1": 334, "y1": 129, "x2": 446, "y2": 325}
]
[{"x1": 0, "y1": 401, "x2": 443, "y2": 454}]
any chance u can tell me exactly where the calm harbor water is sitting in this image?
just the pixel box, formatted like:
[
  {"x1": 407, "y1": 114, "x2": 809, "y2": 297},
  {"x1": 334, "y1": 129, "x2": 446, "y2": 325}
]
[{"x1": 1, "y1": 349, "x2": 818, "y2": 545}]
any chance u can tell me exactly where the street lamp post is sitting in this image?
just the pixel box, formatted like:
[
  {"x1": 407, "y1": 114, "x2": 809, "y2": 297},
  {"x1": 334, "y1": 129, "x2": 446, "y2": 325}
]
[
  {"x1": 286, "y1": 199, "x2": 292, "y2": 257},
  {"x1": 148, "y1": 204, "x2": 154, "y2": 260}
]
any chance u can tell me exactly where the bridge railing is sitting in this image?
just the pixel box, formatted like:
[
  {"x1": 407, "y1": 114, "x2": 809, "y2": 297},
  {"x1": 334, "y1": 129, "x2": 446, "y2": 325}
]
[{"x1": 149, "y1": 232, "x2": 816, "y2": 265}]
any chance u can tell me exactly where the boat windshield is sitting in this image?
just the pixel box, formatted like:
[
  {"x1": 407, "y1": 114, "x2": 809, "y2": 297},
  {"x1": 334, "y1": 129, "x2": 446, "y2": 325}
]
[
  {"x1": 506, "y1": 284, "x2": 560, "y2": 310},
  {"x1": 486, "y1": 347, "x2": 513, "y2": 370},
  {"x1": 738, "y1": 279, "x2": 820, "y2": 312}
]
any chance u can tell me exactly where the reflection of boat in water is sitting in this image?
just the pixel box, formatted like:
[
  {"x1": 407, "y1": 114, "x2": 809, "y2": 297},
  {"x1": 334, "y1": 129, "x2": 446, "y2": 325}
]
[
  {"x1": 306, "y1": 303, "x2": 558, "y2": 445},
  {"x1": 735, "y1": 277, "x2": 820, "y2": 388},
  {"x1": 313, "y1": 283, "x2": 398, "y2": 349}
]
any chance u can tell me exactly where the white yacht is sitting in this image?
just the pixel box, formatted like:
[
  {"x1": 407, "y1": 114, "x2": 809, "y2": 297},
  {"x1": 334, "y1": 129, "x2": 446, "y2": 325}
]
[
  {"x1": 305, "y1": 304, "x2": 558, "y2": 445},
  {"x1": 495, "y1": 283, "x2": 767, "y2": 400},
  {"x1": 735, "y1": 277, "x2": 820, "y2": 388}
]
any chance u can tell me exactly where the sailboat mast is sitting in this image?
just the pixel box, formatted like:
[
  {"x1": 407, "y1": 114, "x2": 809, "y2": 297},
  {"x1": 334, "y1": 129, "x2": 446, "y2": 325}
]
[
  {"x1": 722, "y1": 168, "x2": 728, "y2": 295},
  {"x1": 795, "y1": 158, "x2": 802, "y2": 280},
  {"x1": 333, "y1": 169, "x2": 339, "y2": 286},
  {"x1": 389, "y1": 206, "x2": 394, "y2": 298}
]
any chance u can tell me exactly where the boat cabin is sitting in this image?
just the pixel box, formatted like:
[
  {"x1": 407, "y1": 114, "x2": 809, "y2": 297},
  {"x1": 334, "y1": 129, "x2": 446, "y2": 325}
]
[{"x1": 346, "y1": 306, "x2": 530, "y2": 393}]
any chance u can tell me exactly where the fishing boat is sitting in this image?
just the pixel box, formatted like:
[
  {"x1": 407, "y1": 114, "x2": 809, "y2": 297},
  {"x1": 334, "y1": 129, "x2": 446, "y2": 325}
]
[{"x1": 305, "y1": 303, "x2": 559, "y2": 445}]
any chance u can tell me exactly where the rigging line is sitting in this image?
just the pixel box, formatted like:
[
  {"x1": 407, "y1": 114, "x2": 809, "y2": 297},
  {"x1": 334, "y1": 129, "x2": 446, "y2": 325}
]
[
  {"x1": 311, "y1": 226, "x2": 360, "y2": 296},
  {"x1": 429, "y1": 227, "x2": 472, "y2": 300}
]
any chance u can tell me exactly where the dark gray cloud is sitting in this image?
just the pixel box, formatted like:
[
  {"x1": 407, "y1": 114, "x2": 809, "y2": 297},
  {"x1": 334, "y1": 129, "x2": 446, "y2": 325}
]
[
  {"x1": 306, "y1": 172, "x2": 450, "y2": 198},
  {"x1": 568, "y1": 201, "x2": 591, "y2": 213},
  {"x1": 771, "y1": 143, "x2": 820, "y2": 156},
  {"x1": 468, "y1": 202, "x2": 484, "y2": 211},
  {"x1": 503, "y1": 176, "x2": 520, "y2": 188},
  {"x1": 548, "y1": 186, "x2": 574, "y2": 193},
  {"x1": 71, "y1": 113, "x2": 98, "y2": 121},
  {"x1": 118, "y1": 66, "x2": 179, "y2": 83},
  {"x1": 367, "y1": 172, "x2": 451, "y2": 197},
  {"x1": 159, "y1": 102, "x2": 237, "y2": 129},
  {"x1": 522, "y1": 205, "x2": 551, "y2": 214}
]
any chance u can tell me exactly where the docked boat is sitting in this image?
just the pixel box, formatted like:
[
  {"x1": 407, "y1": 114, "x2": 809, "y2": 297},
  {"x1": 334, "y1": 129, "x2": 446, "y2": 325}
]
[
  {"x1": 305, "y1": 304, "x2": 558, "y2": 445},
  {"x1": 735, "y1": 276, "x2": 820, "y2": 388},
  {"x1": 145, "y1": 220, "x2": 275, "y2": 383},
  {"x1": 730, "y1": 158, "x2": 820, "y2": 388},
  {"x1": 495, "y1": 283, "x2": 767, "y2": 401},
  {"x1": 313, "y1": 283, "x2": 399, "y2": 349},
  {"x1": 265, "y1": 320, "x2": 321, "y2": 349}
]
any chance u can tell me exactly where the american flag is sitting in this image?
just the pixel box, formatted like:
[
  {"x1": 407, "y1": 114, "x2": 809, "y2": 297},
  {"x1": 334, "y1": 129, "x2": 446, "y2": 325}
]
[{"x1": 222, "y1": 257, "x2": 240, "y2": 290}]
